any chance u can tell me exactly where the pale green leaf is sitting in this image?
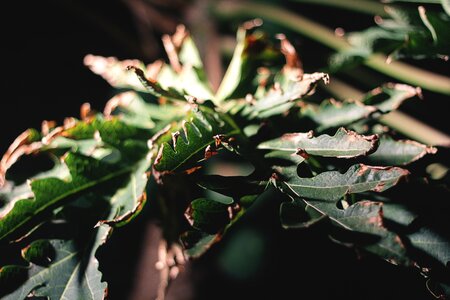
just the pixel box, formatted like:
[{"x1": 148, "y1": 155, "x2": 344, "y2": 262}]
[{"x1": 259, "y1": 127, "x2": 378, "y2": 158}]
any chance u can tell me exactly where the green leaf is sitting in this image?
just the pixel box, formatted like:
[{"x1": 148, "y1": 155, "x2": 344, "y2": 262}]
[
  {"x1": 408, "y1": 227, "x2": 450, "y2": 265},
  {"x1": 330, "y1": 3, "x2": 450, "y2": 68},
  {"x1": 247, "y1": 72, "x2": 330, "y2": 119},
  {"x1": 185, "y1": 198, "x2": 232, "y2": 233},
  {"x1": 259, "y1": 127, "x2": 378, "y2": 158},
  {"x1": 302, "y1": 83, "x2": 419, "y2": 130},
  {"x1": 302, "y1": 99, "x2": 377, "y2": 130},
  {"x1": 361, "y1": 83, "x2": 421, "y2": 113},
  {"x1": 96, "y1": 157, "x2": 151, "y2": 227},
  {"x1": 215, "y1": 24, "x2": 276, "y2": 102},
  {"x1": 181, "y1": 230, "x2": 219, "y2": 259},
  {"x1": 281, "y1": 164, "x2": 409, "y2": 201},
  {"x1": 197, "y1": 175, "x2": 266, "y2": 199},
  {"x1": 368, "y1": 136, "x2": 437, "y2": 165},
  {"x1": 280, "y1": 198, "x2": 326, "y2": 229},
  {"x1": 0, "y1": 153, "x2": 130, "y2": 242},
  {"x1": 153, "y1": 105, "x2": 240, "y2": 172},
  {"x1": 1, "y1": 235, "x2": 108, "y2": 300}
]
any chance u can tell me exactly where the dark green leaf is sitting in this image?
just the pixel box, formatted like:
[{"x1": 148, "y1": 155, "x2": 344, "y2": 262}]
[
  {"x1": 408, "y1": 227, "x2": 450, "y2": 265},
  {"x1": 185, "y1": 198, "x2": 231, "y2": 233},
  {"x1": 0, "y1": 153, "x2": 130, "y2": 242},
  {"x1": 153, "y1": 105, "x2": 240, "y2": 172}
]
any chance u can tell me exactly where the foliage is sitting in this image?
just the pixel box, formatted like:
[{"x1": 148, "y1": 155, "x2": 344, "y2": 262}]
[{"x1": 1, "y1": 18, "x2": 449, "y2": 300}]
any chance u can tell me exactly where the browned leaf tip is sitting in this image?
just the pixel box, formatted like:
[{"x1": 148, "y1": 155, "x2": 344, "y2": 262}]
[
  {"x1": 96, "y1": 192, "x2": 148, "y2": 227},
  {"x1": 276, "y1": 33, "x2": 303, "y2": 79},
  {"x1": 0, "y1": 130, "x2": 43, "y2": 187},
  {"x1": 162, "y1": 25, "x2": 188, "y2": 73}
]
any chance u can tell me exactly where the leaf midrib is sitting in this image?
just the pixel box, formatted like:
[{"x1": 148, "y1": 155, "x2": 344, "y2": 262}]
[{"x1": 1, "y1": 167, "x2": 131, "y2": 241}]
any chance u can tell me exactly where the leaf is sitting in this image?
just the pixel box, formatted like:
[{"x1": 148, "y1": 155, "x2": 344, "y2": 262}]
[
  {"x1": 279, "y1": 198, "x2": 326, "y2": 229},
  {"x1": 259, "y1": 127, "x2": 378, "y2": 158},
  {"x1": 1, "y1": 237, "x2": 107, "y2": 300},
  {"x1": 281, "y1": 164, "x2": 409, "y2": 201},
  {"x1": 185, "y1": 198, "x2": 232, "y2": 233},
  {"x1": 302, "y1": 99, "x2": 377, "y2": 131},
  {"x1": 408, "y1": 227, "x2": 450, "y2": 266},
  {"x1": 330, "y1": 3, "x2": 450, "y2": 68},
  {"x1": 368, "y1": 136, "x2": 437, "y2": 165},
  {"x1": 325, "y1": 200, "x2": 410, "y2": 265},
  {"x1": 0, "y1": 153, "x2": 130, "y2": 242},
  {"x1": 152, "y1": 105, "x2": 240, "y2": 172},
  {"x1": 248, "y1": 72, "x2": 330, "y2": 119},
  {"x1": 180, "y1": 231, "x2": 220, "y2": 259},
  {"x1": 196, "y1": 175, "x2": 266, "y2": 199},
  {"x1": 362, "y1": 83, "x2": 421, "y2": 113},
  {"x1": 215, "y1": 22, "x2": 276, "y2": 102},
  {"x1": 302, "y1": 83, "x2": 419, "y2": 130},
  {"x1": 96, "y1": 157, "x2": 151, "y2": 227}
]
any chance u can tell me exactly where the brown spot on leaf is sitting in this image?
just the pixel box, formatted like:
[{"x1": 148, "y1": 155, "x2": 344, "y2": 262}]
[{"x1": 204, "y1": 145, "x2": 218, "y2": 159}]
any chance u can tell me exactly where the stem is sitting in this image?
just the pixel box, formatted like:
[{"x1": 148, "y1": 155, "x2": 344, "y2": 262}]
[
  {"x1": 214, "y1": 1, "x2": 450, "y2": 95},
  {"x1": 290, "y1": 0, "x2": 388, "y2": 16},
  {"x1": 324, "y1": 79, "x2": 450, "y2": 146}
]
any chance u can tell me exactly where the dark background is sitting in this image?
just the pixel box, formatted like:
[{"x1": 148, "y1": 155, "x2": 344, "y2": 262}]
[{"x1": 0, "y1": 1, "x2": 446, "y2": 299}]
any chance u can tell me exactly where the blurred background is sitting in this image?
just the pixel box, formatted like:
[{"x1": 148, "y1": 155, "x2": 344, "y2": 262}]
[{"x1": 1, "y1": 0, "x2": 448, "y2": 299}]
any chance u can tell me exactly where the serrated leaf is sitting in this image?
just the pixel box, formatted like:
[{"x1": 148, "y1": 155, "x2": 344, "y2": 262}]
[
  {"x1": 368, "y1": 136, "x2": 437, "y2": 165},
  {"x1": 153, "y1": 105, "x2": 240, "y2": 172},
  {"x1": 259, "y1": 127, "x2": 378, "y2": 158},
  {"x1": 282, "y1": 164, "x2": 409, "y2": 201}
]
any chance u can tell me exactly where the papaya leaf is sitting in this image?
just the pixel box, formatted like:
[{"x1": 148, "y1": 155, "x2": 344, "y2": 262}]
[
  {"x1": 368, "y1": 136, "x2": 437, "y2": 165},
  {"x1": 152, "y1": 105, "x2": 240, "y2": 172},
  {"x1": 259, "y1": 127, "x2": 378, "y2": 158},
  {"x1": 280, "y1": 164, "x2": 409, "y2": 201}
]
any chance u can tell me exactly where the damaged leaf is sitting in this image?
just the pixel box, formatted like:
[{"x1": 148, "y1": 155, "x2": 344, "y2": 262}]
[
  {"x1": 368, "y1": 136, "x2": 437, "y2": 165},
  {"x1": 152, "y1": 105, "x2": 240, "y2": 172},
  {"x1": 259, "y1": 127, "x2": 378, "y2": 158},
  {"x1": 281, "y1": 164, "x2": 409, "y2": 201}
]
